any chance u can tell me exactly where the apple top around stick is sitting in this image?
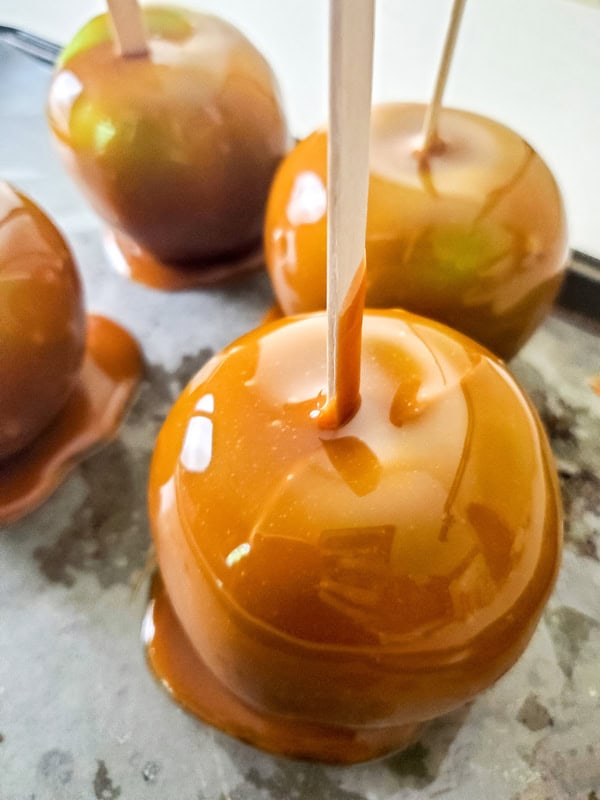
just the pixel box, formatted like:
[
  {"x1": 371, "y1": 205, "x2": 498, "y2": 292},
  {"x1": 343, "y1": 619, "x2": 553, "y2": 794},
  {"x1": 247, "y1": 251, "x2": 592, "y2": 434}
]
[
  {"x1": 420, "y1": 0, "x2": 467, "y2": 156},
  {"x1": 320, "y1": 0, "x2": 375, "y2": 430},
  {"x1": 106, "y1": 0, "x2": 148, "y2": 58}
]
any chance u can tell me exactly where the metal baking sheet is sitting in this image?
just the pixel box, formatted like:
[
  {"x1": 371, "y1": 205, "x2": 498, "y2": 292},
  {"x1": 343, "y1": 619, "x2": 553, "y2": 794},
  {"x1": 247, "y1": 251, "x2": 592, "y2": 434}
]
[{"x1": 1, "y1": 41, "x2": 599, "y2": 800}]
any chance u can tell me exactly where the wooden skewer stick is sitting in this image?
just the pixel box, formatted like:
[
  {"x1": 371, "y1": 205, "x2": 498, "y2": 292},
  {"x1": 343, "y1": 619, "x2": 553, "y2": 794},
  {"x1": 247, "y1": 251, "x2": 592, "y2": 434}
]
[
  {"x1": 420, "y1": 0, "x2": 467, "y2": 154},
  {"x1": 107, "y1": 0, "x2": 148, "y2": 58},
  {"x1": 321, "y1": 0, "x2": 375, "y2": 429}
]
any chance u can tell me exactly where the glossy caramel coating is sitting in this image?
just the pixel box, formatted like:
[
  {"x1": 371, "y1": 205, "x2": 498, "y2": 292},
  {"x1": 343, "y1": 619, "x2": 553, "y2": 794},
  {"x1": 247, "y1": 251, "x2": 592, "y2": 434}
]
[
  {"x1": 148, "y1": 311, "x2": 561, "y2": 759},
  {"x1": 47, "y1": 6, "x2": 289, "y2": 267},
  {"x1": 265, "y1": 104, "x2": 568, "y2": 359},
  {"x1": 0, "y1": 183, "x2": 85, "y2": 460},
  {"x1": 145, "y1": 574, "x2": 423, "y2": 763}
]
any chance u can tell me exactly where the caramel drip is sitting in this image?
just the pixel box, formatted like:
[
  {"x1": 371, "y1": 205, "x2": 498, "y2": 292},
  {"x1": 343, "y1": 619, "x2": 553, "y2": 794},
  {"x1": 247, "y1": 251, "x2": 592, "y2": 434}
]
[
  {"x1": 260, "y1": 304, "x2": 284, "y2": 326},
  {"x1": 0, "y1": 315, "x2": 142, "y2": 525},
  {"x1": 318, "y1": 261, "x2": 366, "y2": 429}
]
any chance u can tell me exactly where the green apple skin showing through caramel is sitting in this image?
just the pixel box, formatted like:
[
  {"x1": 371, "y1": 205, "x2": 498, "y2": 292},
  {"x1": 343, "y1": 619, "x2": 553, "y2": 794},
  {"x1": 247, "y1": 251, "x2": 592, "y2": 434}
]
[
  {"x1": 0, "y1": 183, "x2": 86, "y2": 460},
  {"x1": 265, "y1": 103, "x2": 568, "y2": 359},
  {"x1": 47, "y1": 6, "x2": 289, "y2": 265}
]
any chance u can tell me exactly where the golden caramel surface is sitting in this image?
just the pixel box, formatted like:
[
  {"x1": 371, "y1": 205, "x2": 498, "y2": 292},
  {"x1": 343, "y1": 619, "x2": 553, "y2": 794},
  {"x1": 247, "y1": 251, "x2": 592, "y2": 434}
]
[{"x1": 148, "y1": 311, "x2": 561, "y2": 757}]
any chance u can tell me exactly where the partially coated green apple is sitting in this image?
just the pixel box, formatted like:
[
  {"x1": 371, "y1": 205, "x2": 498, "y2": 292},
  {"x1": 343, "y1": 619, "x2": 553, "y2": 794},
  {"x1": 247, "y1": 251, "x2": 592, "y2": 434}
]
[
  {"x1": 0, "y1": 182, "x2": 85, "y2": 460},
  {"x1": 48, "y1": 5, "x2": 289, "y2": 268},
  {"x1": 265, "y1": 103, "x2": 568, "y2": 359}
]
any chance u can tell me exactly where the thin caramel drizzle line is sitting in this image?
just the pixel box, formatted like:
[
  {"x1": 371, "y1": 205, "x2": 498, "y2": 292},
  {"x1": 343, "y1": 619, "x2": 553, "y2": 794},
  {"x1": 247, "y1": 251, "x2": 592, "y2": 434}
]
[{"x1": 318, "y1": 260, "x2": 366, "y2": 429}]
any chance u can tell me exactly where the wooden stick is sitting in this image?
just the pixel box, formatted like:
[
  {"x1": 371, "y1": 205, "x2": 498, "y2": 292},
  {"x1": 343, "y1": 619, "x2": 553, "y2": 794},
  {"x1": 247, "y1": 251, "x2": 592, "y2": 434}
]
[
  {"x1": 420, "y1": 0, "x2": 467, "y2": 154},
  {"x1": 106, "y1": 0, "x2": 148, "y2": 58},
  {"x1": 321, "y1": 0, "x2": 375, "y2": 429}
]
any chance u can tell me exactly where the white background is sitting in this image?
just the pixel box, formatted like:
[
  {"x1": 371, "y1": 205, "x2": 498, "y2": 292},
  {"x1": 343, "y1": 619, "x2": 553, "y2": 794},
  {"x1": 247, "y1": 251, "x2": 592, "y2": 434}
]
[{"x1": 3, "y1": 0, "x2": 599, "y2": 257}]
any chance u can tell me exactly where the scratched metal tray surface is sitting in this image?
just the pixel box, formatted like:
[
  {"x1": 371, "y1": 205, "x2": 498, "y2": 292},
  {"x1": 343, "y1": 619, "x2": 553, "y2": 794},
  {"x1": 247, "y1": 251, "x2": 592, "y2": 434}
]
[{"x1": 1, "y1": 41, "x2": 599, "y2": 800}]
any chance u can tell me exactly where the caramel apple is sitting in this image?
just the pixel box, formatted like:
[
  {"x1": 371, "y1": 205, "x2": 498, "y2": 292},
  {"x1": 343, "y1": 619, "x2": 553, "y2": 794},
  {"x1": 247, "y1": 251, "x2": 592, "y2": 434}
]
[
  {"x1": 0, "y1": 183, "x2": 143, "y2": 524},
  {"x1": 0, "y1": 182, "x2": 85, "y2": 460},
  {"x1": 47, "y1": 5, "x2": 289, "y2": 288},
  {"x1": 264, "y1": 103, "x2": 568, "y2": 359},
  {"x1": 146, "y1": 310, "x2": 562, "y2": 763}
]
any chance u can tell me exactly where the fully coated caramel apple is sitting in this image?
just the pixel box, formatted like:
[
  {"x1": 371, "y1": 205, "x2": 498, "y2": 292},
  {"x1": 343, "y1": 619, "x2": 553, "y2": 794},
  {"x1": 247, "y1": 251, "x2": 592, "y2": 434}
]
[
  {"x1": 147, "y1": 310, "x2": 561, "y2": 763},
  {"x1": 47, "y1": 5, "x2": 289, "y2": 285},
  {"x1": 265, "y1": 104, "x2": 568, "y2": 359},
  {"x1": 0, "y1": 182, "x2": 85, "y2": 460}
]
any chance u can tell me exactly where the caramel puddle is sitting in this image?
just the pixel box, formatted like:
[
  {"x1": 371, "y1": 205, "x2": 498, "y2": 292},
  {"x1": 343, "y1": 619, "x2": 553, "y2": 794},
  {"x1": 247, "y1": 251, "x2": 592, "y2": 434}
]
[
  {"x1": 105, "y1": 230, "x2": 264, "y2": 291},
  {"x1": 143, "y1": 574, "x2": 422, "y2": 764},
  {"x1": 0, "y1": 314, "x2": 143, "y2": 525}
]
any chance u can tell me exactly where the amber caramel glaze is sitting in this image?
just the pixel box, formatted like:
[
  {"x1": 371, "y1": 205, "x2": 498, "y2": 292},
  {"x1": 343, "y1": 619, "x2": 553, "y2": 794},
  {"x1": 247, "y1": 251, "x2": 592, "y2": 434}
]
[
  {"x1": 47, "y1": 7, "x2": 289, "y2": 270},
  {"x1": 317, "y1": 261, "x2": 366, "y2": 429},
  {"x1": 264, "y1": 104, "x2": 568, "y2": 359},
  {"x1": 147, "y1": 311, "x2": 561, "y2": 761},
  {"x1": 0, "y1": 183, "x2": 86, "y2": 460},
  {"x1": 0, "y1": 315, "x2": 142, "y2": 525}
]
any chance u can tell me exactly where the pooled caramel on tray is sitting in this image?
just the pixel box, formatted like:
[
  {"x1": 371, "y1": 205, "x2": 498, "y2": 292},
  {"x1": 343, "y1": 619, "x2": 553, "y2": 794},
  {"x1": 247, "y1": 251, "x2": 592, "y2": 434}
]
[{"x1": 0, "y1": 315, "x2": 143, "y2": 525}]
